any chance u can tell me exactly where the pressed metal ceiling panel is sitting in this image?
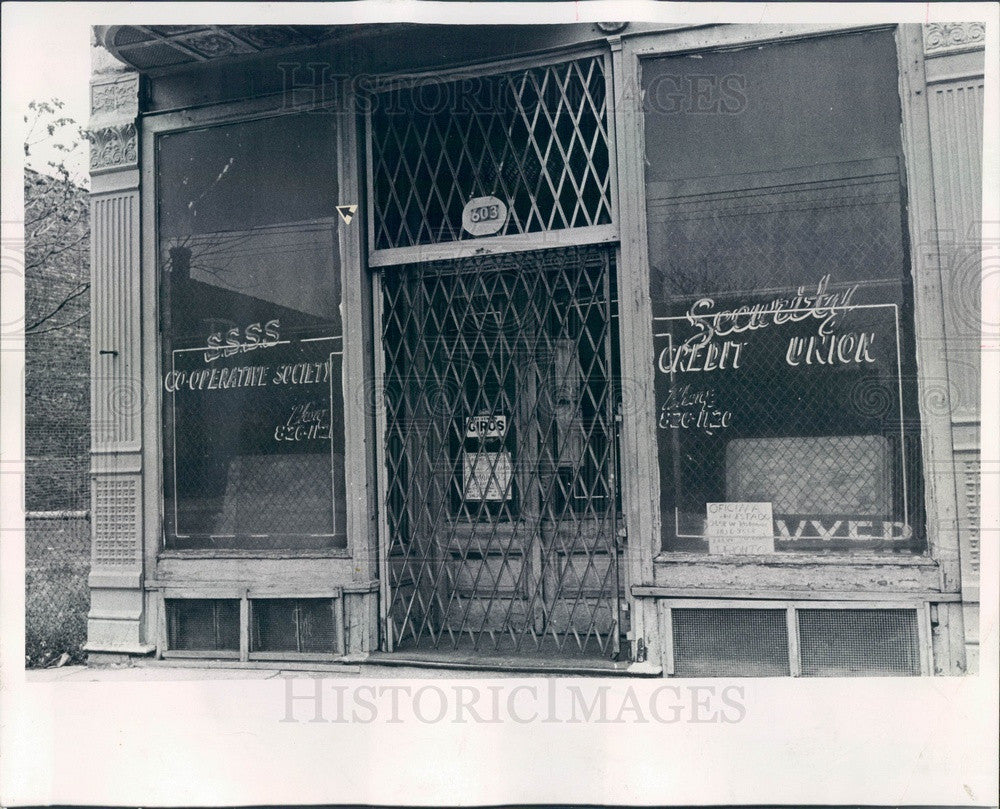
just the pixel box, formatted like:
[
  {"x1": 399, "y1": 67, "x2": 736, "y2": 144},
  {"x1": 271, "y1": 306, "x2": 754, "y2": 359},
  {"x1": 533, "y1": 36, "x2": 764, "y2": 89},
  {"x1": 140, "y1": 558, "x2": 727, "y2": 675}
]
[{"x1": 100, "y1": 24, "x2": 387, "y2": 71}]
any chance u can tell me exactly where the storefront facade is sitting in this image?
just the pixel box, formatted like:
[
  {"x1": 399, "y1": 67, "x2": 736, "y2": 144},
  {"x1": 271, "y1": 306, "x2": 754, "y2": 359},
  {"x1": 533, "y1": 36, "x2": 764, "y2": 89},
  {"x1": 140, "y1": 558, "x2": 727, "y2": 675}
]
[{"x1": 85, "y1": 21, "x2": 985, "y2": 674}]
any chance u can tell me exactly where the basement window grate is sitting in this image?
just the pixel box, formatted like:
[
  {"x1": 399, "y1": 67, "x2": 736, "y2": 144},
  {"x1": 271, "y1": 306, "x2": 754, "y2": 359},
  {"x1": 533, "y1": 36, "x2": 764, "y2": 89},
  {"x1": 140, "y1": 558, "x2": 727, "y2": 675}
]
[
  {"x1": 797, "y1": 608, "x2": 920, "y2": 676},
  {"x1": 251, "y1": 598, "x2": 337, "y2": 654},
  {"x1": 166, "y1": 598, "x2": 240, "y2": 652},
  {"x1": 671, "y1": 608, "x2": 790, "y2": 677}
]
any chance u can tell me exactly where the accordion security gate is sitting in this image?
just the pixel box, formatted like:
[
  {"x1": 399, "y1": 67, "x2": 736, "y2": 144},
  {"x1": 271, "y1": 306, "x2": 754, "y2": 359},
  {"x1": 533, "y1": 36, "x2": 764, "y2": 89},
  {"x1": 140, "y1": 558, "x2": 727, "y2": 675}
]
[{"x1": 380, "y1": 247, "x2": 623, "y2": 658}]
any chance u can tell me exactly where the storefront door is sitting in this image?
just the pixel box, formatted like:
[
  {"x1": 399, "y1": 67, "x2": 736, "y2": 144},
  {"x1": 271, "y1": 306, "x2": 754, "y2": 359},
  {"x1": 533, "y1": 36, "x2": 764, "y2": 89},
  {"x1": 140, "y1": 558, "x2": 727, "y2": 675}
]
[{"x1": 379, "y1": 245, "x2": 623, "y2": 659}]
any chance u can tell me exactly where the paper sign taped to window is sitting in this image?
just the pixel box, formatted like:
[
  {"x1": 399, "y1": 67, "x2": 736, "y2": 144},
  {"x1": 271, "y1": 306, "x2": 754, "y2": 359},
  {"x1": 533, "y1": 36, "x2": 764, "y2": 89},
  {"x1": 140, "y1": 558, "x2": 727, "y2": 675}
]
[
  {"x1": 463, "y1": 451, "x2": 513, "y2": 501},
  {"x1": 706, "y1": 502, "x2": 775, "y2": 555}
]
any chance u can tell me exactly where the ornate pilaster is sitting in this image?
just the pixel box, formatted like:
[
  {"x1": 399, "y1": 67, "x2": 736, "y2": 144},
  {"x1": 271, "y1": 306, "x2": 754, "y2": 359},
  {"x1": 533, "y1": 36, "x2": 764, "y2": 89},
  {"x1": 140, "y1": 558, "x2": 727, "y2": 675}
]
[
  {"x1": 920, "y1": 22, "x2": 986, "y2": 671},
  {"x1": 84, "y1": 66, "x2": 151, "y2": 655},
  {"x1": 89, "y1": 77, "x2": 139, "y2": 173}
]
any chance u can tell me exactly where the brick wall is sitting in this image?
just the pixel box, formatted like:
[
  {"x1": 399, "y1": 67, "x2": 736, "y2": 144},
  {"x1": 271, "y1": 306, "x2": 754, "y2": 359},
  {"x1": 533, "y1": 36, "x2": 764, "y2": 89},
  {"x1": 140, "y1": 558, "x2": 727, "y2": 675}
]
[{"x1": 24, "y1": 168, "x2": 90, "y2": 513}]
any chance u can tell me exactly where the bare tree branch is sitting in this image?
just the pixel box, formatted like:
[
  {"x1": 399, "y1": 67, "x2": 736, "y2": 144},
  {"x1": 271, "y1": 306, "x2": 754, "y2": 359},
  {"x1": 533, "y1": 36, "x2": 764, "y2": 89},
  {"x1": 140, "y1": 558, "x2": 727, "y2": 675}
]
[
  {"x1": 26, "y1": 310, "x2": 89, "y2": 337},
  {"x1": 25, "y1": 283, "x2": 90, "y2": 333},
  {"x1": 24, "y1": 228, "x2": 88, "y2": 271}
]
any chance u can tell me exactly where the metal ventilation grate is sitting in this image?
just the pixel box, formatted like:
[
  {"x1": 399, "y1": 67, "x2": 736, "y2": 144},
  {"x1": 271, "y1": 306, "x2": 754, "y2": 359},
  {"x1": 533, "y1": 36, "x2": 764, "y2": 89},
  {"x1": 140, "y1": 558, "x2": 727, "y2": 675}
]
[
  {"x1": 166, "y1": 598, "x2": 240, "y2": 652},
  {"x1": 251, "y1": 599, "x2": 337, "y2": 654},
  {"x1": 798, "y1": 608, "x2": 920, "y2": 676},
  {"x1": 369, "y1": 55, "x2": 612, "y2": 249},
  {"x1": 671, "y1": 608, "x2": 790, "y2": 676}
]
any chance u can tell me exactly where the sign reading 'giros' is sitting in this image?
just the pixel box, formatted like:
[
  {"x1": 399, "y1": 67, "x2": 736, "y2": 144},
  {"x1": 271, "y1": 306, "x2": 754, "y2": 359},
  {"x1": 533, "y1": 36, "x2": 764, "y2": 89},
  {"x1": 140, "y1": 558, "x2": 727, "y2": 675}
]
[{"x1": 462, "y1": 196, "x2": 508, "y2": 236}]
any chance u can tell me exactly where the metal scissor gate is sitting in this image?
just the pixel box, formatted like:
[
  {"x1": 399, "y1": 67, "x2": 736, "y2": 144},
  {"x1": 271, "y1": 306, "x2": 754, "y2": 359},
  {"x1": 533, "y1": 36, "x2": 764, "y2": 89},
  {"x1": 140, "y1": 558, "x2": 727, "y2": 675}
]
[{"x1": 379, "y1": 245, "x2": 623, "y2": 658}]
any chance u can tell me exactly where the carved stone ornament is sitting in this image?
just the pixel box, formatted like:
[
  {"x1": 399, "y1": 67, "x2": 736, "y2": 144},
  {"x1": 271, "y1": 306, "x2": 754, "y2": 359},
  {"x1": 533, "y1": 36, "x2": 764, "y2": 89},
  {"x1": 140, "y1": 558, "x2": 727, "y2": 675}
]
[
  {"x1": 924, "y1": 22, "x2": 986, "y2": 53},
  {"x1": 90, "y1": 74, "x2": 139, "y2": 118},
  {"x1": 89, "y1": 122, "x2": 138, "y2": 171},
  {"x1": 89, "y1": 74, "x2": 139, "y2": 172}
]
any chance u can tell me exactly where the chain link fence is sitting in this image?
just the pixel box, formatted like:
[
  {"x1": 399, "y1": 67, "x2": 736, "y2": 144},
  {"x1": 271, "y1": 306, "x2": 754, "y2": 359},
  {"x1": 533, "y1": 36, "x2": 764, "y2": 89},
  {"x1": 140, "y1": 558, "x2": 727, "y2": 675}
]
[
  {"x1": 24, "y1": 167, "x2": 91, "y2": 668},
  {"x1": 25, "y1": 392, "x2": 91, "y2": 668},
  {"x1": 25, "y1": 511, "x2": 90, "y2": 668}
]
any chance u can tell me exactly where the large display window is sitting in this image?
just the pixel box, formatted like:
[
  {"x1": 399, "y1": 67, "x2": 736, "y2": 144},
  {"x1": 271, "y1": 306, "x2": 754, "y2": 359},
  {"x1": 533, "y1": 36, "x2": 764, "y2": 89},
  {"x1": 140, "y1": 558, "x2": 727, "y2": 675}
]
[
  {"x1": 157, "y1": 112, "x2": 347, "y2": 549},
  {"x1": 643, "y1": 30, "x2": 924, "y2": 554}
]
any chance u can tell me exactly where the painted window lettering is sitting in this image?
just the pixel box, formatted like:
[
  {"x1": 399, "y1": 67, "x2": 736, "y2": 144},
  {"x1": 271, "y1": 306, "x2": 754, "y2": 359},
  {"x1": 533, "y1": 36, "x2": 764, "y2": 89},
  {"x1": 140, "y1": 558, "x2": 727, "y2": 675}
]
[{"x1": 204, "y1": 319, "x2": 280, "y2": 363}]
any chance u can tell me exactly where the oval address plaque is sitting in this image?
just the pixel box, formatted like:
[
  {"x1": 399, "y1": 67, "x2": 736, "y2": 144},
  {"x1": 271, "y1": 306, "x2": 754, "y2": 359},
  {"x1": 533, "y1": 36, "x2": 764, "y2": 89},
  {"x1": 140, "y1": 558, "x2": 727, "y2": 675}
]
[{"x1": 462, "y1": 196, "x2": 508, "y2": 237}]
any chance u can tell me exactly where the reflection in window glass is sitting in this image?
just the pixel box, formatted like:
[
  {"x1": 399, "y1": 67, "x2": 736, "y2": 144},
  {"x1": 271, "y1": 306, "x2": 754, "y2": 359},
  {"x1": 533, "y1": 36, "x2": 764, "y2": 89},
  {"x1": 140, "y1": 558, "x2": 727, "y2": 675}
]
[
  {"x1": 158, "y1": 113, "x2": 346, "y2": 549},
  {"x1": 643, "y1": 31, "x2": 924, "y2": 554}
]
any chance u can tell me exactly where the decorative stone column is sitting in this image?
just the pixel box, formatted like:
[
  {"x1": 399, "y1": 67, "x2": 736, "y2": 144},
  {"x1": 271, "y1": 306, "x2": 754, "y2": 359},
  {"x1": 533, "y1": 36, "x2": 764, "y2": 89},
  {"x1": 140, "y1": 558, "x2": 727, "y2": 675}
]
[{"x1": 83, "y1": 54, "x2": 151, "y2": 657}]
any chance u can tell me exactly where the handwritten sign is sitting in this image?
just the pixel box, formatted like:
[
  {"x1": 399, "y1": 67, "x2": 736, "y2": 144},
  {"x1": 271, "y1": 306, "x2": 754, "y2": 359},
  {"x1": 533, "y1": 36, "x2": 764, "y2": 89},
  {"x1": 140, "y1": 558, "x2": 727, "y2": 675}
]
[{"x1": 706, "y1": 502, "x2": 774, "y2": 555}]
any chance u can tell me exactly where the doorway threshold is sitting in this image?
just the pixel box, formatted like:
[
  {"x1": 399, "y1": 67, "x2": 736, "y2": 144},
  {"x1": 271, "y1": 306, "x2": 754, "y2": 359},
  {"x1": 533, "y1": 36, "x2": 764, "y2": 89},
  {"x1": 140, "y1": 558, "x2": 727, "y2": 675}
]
[{"x1": 367, "y1": 650, "x2": 660, "y2": 676}]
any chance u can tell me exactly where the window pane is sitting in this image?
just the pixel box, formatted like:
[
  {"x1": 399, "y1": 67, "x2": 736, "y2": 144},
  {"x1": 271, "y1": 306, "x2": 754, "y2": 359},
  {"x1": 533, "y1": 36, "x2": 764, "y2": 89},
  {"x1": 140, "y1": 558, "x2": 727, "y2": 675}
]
[
  {"x1": 158, "y1": 113, "x2": 347, "y2": 549},
  {"x1": 643, "y1": 31, "x2": 924, "y2": 554}
]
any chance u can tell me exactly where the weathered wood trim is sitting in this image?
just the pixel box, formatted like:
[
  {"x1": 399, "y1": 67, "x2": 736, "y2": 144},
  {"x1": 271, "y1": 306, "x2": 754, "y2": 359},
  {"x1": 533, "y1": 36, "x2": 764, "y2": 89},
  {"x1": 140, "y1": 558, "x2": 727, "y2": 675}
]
[
  {"x1": 929, "y1": 601, "x2": 969, "y2": 674},
  {"x1": 896, "y1": 28, "x2": 967, "y2": 676},
  {"x1": 371, "y1": 269, "x2": 393, "y2": 651},
  {"x1": 156, "y1": 549, "x2": 352, "y2": 560},
  {"x1": 248, "y1": 652, "x2": 343, "y2": 663},
  {"x1": 622, "y1": 22, "x2": 895, "y2": 55},
  {"x1": 141, "y1": 91, "x2": 302, "y2": 131},
  {"x1": 140, "y1": 110, "x2": 163, "y2": 594},
  {"x1": 611, "y1": 34, "x2": 661, "y2": 664},
  {"x1": 652, "y1": 555, "x2": 942, "y2": 592},
  {"x1": 654, "y1": 597, "x2": 933, "y2": 610},
  {"x1": 156, "y1": 585, "x2": 246, "y2": 599},
  {"x1": 246, "y1": 587, "x2": 344, "y2": 599},
  {"x1": 152, "y1": 556, "x2": 355, "y2": 587},
  {"x1": 954, "y1": 450, "x2": 982, "y2": 602},
  {"x1": 133, "y1": 658, "x2": 362, "y2": 671},
  {"x1": 338, "y1": 79, "x2": 379, "y2": 588},
  {"x1": 363, "y1": 41, "x2": 611, "y2": 93},
  {"x1": 919, "y1": 602, "x2": 934, "y2": 675},
  {"x1": 634, "y1": 585, "x2": 962, "y2": 601},
  {"x1": 343, "y1": 580, "x2": 379, "y2": 594},
  {"x1": 368, "y1": 225, "x2": 619, "y2": 268},
  {"x1": 161, "y1": 649, "x2": 241, "y2": 660},
  {"x1": 239, "y1": 591, "x2": 250, "y2": 662},
  {"x1": 658, "y1": 600, "x2": 675, "y2": 675},
  {"x1": 653, "y1": 552, "x2": 938, "y2": 567},
  {"x1": 786, "y1": 606, "x2": 802, "y2": 676}
]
